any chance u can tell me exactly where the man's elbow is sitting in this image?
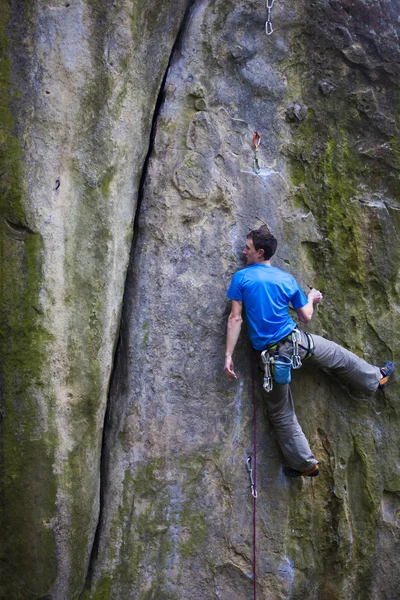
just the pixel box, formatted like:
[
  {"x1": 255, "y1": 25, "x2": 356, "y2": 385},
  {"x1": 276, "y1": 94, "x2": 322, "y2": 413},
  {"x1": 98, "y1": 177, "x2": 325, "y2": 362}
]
[
  {"x1": 297, "y1": 310, "x2": 312, "y2": 324},
  {"x1": 300, "y1": 314, "x2": 312, "y2": 324},
  {"x1": 228, "y1": 314, "x2": 243, "y2": 326}
]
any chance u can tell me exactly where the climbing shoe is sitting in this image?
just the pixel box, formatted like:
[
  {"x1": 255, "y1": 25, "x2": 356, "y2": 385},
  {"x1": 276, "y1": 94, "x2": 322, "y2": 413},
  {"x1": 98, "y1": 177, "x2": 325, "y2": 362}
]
[
  {"x1": 379, "y1": 361, "x2": 395, "y2": 390},
  {"x1": 283, "y1": 464, "x2": 319, "y2": 478}
]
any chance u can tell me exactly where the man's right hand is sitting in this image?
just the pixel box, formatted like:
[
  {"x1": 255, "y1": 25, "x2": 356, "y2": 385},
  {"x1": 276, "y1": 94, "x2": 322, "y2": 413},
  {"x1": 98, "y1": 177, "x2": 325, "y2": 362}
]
[
  {"x1": 224, "y1": 356, "x2": 237, "y2": 380},
  {"x1": 308, "y1": 288, "x2": 323, "y2": 304}
]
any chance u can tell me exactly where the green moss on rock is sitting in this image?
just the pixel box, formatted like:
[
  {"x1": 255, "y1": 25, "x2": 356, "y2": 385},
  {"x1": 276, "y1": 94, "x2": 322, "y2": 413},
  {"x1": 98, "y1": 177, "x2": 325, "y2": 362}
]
[
  {"x1": 282, "y1": 14, "x2": 400, "y2": 598},
  {"x1": 85, "y1": 451, "x2": 215, "y2": 599},
  {"x1": 284, "y1": 36, "x2": 399, "y2": 351},
  {"x1": 178, "y1": 503, "x2": 207, "y2": 558},
  {"x1": 0, "y1": 3, "x2": 57, "y2": 597}
]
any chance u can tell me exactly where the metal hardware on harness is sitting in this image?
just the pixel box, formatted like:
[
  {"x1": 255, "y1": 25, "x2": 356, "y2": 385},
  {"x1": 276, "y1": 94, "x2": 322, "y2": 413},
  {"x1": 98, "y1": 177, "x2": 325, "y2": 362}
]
[
  {"x1": 247, "y1": 456, "x2": 258, "y2": 498},
  {"x1": 253, "y1": 131, "x2": 261, "y2": 174},
  {"x1": 260, "y1": 349, "x2": 273, "y2": 392},
  {"x1": 265, "y1": 0, "x2": 275, "y2": 35},
  {"x1": 291, "y1": 328, "x2": 302, "y2": 370},
  {"x1": 305, "y1": 331, "x2": 314, "y2": 358}
]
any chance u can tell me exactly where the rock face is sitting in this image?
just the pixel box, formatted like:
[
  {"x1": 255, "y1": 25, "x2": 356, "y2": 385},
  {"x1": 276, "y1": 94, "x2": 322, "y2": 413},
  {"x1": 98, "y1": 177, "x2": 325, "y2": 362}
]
[
  {"x1": 0, "y1": 1, "x2": 189, "y2": 598},
  {"x1": 1, "y1": 1, "x2": 399, "y2": 599}
]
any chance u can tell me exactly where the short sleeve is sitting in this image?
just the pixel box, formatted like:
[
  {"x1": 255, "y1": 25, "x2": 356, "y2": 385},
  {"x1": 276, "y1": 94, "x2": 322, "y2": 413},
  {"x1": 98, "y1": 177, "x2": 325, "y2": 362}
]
[
  {"x1": 290, "y1": 278, "x2": 308, "y2": 309},
  {"x1": 227, "y1": 271, "x2": 243, "y2": 301}
]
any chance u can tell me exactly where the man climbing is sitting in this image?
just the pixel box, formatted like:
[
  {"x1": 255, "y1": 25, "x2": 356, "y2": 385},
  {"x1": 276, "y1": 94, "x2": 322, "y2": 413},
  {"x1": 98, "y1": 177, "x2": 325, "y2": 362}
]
[{"x1": 224, "y1": 226, "x2": 395, "y2": 478}]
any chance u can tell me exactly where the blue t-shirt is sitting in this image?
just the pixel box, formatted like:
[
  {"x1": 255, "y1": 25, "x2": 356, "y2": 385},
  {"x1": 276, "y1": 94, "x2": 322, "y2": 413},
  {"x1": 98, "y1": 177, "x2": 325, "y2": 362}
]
[{"x1": 227, "y1": 264, "x2": 308, "y2": 350}]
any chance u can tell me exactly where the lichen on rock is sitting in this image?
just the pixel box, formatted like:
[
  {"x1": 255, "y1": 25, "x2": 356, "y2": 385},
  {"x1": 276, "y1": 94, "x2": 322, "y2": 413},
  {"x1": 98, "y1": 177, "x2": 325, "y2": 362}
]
[{"x1": 1, "y1": 1, "x2": 400, "y2": 599}]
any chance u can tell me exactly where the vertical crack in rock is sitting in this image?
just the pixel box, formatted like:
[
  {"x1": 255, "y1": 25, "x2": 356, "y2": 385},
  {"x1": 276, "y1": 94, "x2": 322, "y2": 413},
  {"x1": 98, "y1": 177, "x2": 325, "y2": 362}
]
[{"x1": 81, "y1": 1, "x2": 196, "y2": 594}]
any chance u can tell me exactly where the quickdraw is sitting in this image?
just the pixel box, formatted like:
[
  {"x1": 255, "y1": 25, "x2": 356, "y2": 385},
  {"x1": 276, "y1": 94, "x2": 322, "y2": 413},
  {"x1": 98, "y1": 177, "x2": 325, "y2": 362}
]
[
  {"x1": 265, "y1": 0, "x2": 274, "y2": 35},
  {"x1": 260, "y1": 349, "x2": 273, "y2": 392},
  {"x1": 291, "y1": 328, "x2": 302, "y2": 370},
  {"x1": 253, "y1": 131, "x2": 261, "y2": 174},
  {"x1": 247, "y1": 456, "x2": 257, "y2": 498}
]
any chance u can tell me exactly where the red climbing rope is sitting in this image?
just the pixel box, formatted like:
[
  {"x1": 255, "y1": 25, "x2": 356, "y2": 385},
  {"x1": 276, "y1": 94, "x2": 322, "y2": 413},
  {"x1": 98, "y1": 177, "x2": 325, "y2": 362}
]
[{"x1": 250, "y1": 352, "x2": 257, "y2": 600}]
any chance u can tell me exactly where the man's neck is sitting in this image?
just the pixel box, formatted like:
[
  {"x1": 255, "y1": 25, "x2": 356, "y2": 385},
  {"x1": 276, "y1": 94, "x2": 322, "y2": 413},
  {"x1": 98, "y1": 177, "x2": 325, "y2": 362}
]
[{"x1": 257, "y1": 259, "x2": 271, "y2": 266}]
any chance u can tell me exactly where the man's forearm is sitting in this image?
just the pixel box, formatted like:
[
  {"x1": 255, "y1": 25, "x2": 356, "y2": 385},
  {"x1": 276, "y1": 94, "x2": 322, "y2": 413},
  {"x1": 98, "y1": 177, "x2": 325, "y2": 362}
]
[
  {"x1": 298, "y1": 300, "x2": 314, "y2": 323},
  {"x1": 296, "y1": 288, "x2": 322, "y2": 324},
  {"x1": 225, "y1": 315, "x2": 243, "y2": 357}
]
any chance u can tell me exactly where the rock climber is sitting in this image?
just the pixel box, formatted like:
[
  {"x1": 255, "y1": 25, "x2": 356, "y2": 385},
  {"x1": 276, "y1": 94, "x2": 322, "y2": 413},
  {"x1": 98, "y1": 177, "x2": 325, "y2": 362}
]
[{"x1": 224, "y1": 226, "x2": 395, "y2": 478}]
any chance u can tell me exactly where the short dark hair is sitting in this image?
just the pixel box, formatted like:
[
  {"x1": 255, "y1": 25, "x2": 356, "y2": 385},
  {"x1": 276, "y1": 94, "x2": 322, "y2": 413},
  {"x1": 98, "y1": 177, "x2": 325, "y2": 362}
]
[{"x1": 247, "y1": 226, "x2": 277, "y2": 260}]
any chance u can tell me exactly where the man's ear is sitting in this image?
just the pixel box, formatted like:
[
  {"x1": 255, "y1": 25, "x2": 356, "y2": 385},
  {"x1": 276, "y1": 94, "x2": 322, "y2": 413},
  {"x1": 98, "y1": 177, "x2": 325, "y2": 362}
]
[{"x1": 257, "y1": 248, "x2": 265, "y2": 258}]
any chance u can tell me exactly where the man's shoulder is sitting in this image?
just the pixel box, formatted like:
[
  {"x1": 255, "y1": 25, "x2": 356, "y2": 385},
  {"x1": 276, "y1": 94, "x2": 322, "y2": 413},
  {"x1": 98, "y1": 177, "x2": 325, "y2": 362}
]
[
  {"x1": 270, "y1": 266, "x2": 297, "y2": 281},
  {"x1": 228, "y1": 266, "x2": 258, "y2": 292},
  {"x1": 231, "y1": 264, "x2": 298, "y2": 283},
  {"x1": 234, "y1": 265, "x2": 252, "y2": 276},
  {"x1": 232, "y1": 264, "x2": 289, "y2": 278},
  {"x1": 230, "y1": 265, "x2": 253, "y2": 279}
]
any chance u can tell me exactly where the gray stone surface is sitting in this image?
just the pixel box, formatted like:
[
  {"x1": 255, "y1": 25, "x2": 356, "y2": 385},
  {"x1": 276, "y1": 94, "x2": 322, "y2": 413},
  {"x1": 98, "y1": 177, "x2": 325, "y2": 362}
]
[
  {"x1": 0, "y1": 1, "x2": 188, "y2": 598},
  {"x1": 1, "y1": 1, "x2": 400, "y2": 599}
]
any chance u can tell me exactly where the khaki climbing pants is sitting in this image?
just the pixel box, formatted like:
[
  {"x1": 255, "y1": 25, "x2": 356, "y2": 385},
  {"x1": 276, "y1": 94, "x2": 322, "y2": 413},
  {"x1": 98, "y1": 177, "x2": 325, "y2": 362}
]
[{"x1": 257, "y1": 330, "x2": 382, "y2": 472}]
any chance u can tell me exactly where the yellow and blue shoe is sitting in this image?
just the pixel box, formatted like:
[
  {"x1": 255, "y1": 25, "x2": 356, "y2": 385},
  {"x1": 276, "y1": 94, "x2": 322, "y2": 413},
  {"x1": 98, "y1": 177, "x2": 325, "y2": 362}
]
[
  {"x1": 379, "y1": 361, "x2": 395, "y2": 390},
  {"x1": 283, "y1": 464, "x2": 319, "y2": 478}
]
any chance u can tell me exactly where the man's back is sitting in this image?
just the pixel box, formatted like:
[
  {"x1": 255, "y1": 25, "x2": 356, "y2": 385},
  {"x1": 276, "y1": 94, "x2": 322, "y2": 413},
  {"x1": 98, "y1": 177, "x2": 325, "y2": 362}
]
[
  {"x1": 225, "y1": 227, "x2": 393, "y2": 480},
  {"x1": 227, "y1": 264, "x2": 307, "y2": 349}
]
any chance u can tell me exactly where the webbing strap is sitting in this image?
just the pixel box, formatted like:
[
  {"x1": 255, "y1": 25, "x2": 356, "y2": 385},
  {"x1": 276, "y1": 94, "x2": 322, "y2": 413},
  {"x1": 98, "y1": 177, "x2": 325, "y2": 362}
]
[
  {"x1": 250, "y1": 352, "x2": 257, "y2": 600},
  {"x1": 299, "y1": 332, "x2": 315, "y2": 360}
]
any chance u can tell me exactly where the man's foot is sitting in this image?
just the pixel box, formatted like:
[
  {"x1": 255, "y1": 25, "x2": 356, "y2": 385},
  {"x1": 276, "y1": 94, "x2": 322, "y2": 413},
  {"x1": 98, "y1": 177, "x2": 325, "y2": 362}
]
[
  {"x1": 379, "y1": 361, "x2": 395, "y2": 389},
  {"x1": 283, "y1": 464, "x2": 319, "y2": 478}
]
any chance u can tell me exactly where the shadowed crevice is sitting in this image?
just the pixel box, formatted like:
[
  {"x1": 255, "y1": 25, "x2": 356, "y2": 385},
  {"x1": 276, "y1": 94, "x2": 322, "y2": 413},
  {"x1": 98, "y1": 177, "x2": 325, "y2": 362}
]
[
  {"x1": 80, "y1": 1, "x2": 197, "y2": 596},
  {"x1": 4, "y1": 218, "x2": 34, "y2": 239}
]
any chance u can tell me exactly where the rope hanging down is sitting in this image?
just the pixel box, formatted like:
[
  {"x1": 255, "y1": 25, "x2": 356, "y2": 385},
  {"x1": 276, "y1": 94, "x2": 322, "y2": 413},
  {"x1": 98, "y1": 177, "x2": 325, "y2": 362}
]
[
  {"x1": 248, "y1": 353, "x2": 258, "y2": 600},
  {"x1": 246, "y1": 7, "x2": 276, "y2": 591}
]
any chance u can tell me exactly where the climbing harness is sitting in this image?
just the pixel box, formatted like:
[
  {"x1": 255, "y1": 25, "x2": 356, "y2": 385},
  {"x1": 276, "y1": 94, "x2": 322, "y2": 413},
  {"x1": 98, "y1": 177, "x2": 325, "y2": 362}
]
[
  {"x1": 249, "y1": 352, "x2": 258, "y2": 600},
  {"x1": 303, "y1": 330, "x2": 315, "y2": 359},
  {"x1": 265, "y1": 0, "x2": 274, "y2": 35},
  {"x1": 260, "y1": 329, "x2": 314, "y2": 392},
  {"x1": 253, "y1": 132, "x2": 261, "y2": 174}
]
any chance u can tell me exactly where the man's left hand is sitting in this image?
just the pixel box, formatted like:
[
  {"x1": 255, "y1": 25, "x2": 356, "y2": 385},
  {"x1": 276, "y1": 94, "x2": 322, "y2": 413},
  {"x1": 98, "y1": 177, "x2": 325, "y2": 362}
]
[{"x1": 224, "y1": 357, "x2": 237, "y2": 380}]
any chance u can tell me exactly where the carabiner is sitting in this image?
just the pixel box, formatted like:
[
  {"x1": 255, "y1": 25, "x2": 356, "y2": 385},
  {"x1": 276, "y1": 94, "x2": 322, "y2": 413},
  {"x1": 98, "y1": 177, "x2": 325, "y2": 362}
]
[
  {"x1": 265, "y1": 21, "x2": 273, "y2": 35},
  {"x1": 247, "y1": 456, "x2": 257, "y2": 498},
  {"x1": 291, "y1": 329, "x2": 302, "y2": 370},
  {"x1": 253, "y1": 131, "x2": 261, "y2": 148},
  {"x1": 261, "y1": 350, "x2": 273, "y2": 392}
]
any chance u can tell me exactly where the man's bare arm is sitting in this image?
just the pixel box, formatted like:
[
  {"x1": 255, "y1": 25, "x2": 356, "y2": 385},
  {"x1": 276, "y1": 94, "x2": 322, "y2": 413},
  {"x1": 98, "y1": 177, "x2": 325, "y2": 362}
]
[
  {"x1": 224, "y1": 300, "x2": 243, "y2": 380},
  {"x1": 295, "y1": 288, "x2": 323, "y2": 324}
]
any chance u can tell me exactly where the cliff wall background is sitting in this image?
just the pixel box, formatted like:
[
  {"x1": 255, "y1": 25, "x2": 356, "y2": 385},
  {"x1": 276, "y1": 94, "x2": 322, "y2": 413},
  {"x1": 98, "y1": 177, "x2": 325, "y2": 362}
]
[{"x1": 1, "y1": 1, "x2": 400, "y2": 599}]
